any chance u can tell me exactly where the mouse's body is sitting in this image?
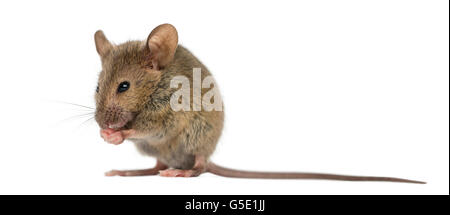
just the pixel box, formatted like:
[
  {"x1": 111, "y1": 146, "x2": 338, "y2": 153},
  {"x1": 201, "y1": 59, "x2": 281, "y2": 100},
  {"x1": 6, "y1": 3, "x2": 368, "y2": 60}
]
[
  {"x1": 93, "y1": 24, "x2": 424, "y2": 183},
  {"x1": 125, "y1": 45, "x2": 223, "y2": 170}
]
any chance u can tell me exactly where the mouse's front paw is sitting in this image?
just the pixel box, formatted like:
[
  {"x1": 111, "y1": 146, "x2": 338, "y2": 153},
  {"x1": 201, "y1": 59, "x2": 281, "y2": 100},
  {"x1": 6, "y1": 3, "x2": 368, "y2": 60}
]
[{"x1": 100, "y1": 128, "x2": 124, "y2": 145}]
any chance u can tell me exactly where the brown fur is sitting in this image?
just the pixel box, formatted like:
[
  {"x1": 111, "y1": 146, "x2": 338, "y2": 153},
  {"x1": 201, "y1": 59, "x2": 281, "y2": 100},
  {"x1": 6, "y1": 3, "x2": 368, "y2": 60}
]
[{"x1": 95, "y1": 24, "x2": 224, "y2": 169}]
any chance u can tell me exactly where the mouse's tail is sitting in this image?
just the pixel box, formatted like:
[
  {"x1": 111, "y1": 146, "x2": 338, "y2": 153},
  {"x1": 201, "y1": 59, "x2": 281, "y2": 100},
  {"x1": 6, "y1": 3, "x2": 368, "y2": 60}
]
[{"x1": 206, "y1": 162, "x2": 425, "y2": 184}]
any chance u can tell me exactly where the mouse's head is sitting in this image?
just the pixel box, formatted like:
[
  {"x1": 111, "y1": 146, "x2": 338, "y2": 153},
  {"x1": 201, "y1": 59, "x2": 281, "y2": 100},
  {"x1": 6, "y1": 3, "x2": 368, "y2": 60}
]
[{"x1": 93, "y1": 24, "x2": 178, "y2": 130}]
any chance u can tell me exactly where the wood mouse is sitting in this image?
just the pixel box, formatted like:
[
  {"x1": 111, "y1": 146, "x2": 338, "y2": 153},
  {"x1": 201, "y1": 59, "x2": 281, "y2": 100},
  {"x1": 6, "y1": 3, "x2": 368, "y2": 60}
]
[{"x1": 93, "y1": 23, "x2": 424, "y2": 183}]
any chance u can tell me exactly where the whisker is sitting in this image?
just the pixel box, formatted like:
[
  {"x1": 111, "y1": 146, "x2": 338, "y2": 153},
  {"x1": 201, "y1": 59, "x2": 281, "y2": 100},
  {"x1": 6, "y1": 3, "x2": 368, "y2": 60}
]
[
  {"x1": 56, "y1": 112, "x2": 95, "y2": 124},
  {"x1": 79, "y1": 116, "x2": 96, "y2": 128},
  {"x1": 48, "y1": 100, "x2": 95, "y2": 109},
  {"x1": 73, "y1": 116, "x2": 97, "y2": 133}
]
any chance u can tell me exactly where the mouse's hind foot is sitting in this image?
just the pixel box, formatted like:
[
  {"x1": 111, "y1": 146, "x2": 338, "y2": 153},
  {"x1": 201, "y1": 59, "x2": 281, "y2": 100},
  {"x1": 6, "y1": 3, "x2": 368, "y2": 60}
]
[
  {"x1": 159, "y1": 155, "x2": 206, "y2": 177},
  {"x1": 105, "y1": 160, "x2": 168, "y2": 177},
  {"x1": 159, "y1": 169, "x2": 204, "y2": 177}
]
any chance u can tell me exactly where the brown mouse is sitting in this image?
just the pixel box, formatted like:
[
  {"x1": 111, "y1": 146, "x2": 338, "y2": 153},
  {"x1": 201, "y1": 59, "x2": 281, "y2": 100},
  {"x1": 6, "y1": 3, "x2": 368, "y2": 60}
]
[{"x1": 93, "y1": 23, "x2": 424, "y2": 183}]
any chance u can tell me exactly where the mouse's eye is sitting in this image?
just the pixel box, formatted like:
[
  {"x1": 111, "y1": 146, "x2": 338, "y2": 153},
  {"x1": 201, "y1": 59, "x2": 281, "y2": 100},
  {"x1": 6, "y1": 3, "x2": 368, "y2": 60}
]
[
  {"x1": 117, "y1": 81, "x2": 130, "y2": 93},
  {"x1": 96, "y1": 85, "x2": 99, "y2": 93}
]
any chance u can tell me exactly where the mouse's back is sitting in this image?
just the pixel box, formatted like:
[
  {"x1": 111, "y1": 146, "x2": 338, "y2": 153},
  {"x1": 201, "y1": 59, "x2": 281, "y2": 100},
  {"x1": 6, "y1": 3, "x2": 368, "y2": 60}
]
[{"x1": 140, "y1": 44, "x2": 225, "y2": 160}]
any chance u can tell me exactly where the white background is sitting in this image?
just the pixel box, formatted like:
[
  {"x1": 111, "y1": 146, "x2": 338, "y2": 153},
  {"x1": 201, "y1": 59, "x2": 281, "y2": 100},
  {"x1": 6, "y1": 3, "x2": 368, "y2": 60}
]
[{"x1": 0, "y1": 0, "x2": 448, "y2": 194}]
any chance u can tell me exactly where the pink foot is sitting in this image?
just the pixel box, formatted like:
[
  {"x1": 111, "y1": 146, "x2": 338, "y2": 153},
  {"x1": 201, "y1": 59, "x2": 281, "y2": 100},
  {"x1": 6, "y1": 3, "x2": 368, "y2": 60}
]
[
  {"x1": 100, "y1": 128, "x2": 124, "y2": 145},
  {"x1": 159, "y1": 169, "x2": 203, "y2": 177}
]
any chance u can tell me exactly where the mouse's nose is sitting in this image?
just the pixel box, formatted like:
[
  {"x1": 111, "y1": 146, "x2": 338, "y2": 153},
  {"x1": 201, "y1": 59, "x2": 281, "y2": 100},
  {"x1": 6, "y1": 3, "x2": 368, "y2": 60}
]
[
  {"x1": 95, "y1": 105, "x2": 121, "y2": 129},
  {"x1": 95, "y1": 105, "x2": 134, "y2": 130}
]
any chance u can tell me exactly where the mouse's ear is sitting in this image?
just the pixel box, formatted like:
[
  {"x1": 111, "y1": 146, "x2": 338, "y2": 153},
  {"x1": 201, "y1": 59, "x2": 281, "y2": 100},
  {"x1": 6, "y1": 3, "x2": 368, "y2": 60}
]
[
  {"x1": 146, "y1": 24, "x2": 178, "y2": 70},
  {"x1": 94, "y1": 30, "x2": 113, "y2": 58}
]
